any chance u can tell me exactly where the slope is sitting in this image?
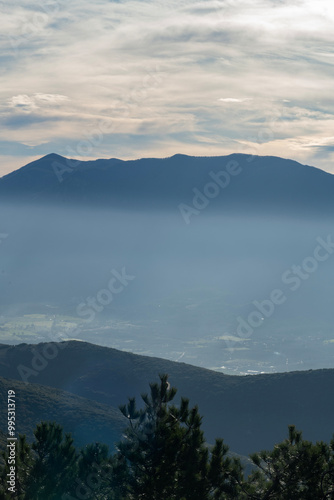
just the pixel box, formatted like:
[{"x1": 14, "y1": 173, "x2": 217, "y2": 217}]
[
  {"x1": 0, "y1": 341, "x2": 333, "y2": 455},
  {"x1": 0, "y1": 375, "x2": 126, "y2": 450}
]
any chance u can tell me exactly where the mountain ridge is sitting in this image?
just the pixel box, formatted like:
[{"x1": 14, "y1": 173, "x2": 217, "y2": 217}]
[
  {"x1": 0, "y1": 374, "x2": 126, "y2": 450},
  {"x1": 0, "y1": 340, "x2": 333, "y2": 456},
  {"x1": 1, "y1": 153, "x2": 333, "y2": 216}
]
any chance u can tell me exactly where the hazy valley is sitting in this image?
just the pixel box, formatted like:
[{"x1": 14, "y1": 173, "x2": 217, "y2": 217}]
[{"x1": 0, "y1": 154, "x2": 334, "y2": 375}]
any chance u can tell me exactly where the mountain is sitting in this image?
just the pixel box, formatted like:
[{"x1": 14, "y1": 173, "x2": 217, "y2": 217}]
[
  {"x1": 0, "y1": 154, "x2": 334, "y2": 371},
  {"x1": 0, "y1": 341, "x2": 333, "y2": 456},
  {"x1": 1, "y1": 153, "x2": 334, "y2": 215},
  {"x1": 0, "y1": 375, "x2": 125, "y2": 450},
  {"x1": 1, "y1": 155, "x2": 334, "y2": 456}
]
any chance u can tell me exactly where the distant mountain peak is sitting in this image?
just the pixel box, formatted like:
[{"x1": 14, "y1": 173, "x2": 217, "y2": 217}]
[
  {"x1": 0, "y1": 153, "x2": 333, "y2": 216},
  {"x1": 40, "y1": 153, "x2": 67, "y2": 161}
]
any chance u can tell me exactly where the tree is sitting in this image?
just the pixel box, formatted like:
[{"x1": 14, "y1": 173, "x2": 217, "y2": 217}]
[
  {"x1": 25, "y1": 422, "x2": 78, "y2": 500},
  {"x1": 245, "y1": 425, "x2": 334, "y2": 499},
  {"x1": 1, "y1": 379, "x2": 334, "y2": 499},
  {"x1": 74, "y1": 442, "x2": 129, "y2": 500},
  {"x1": 117, "y1": 373, "x2": 243, "y2": 499},
  {"x1": 0, "y1": 435, "x2": 33, "y2": 500}
]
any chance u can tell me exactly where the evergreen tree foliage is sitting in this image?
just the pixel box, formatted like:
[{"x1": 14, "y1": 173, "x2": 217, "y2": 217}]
[
  {"x1": 26, "y1": 422, "x2": 78, "y2": 499},
  {"x1": 1, "y1": 376, "x2": 334, "y2": 499},
  {"x1": 245, "y1": 425, "x2": 334, "y2": 499},
  {"x1": 75, "y1": 442, "x2": 129, "y2": 500},
  {"x1": 117, "y1": 373, "x2": 243, "y2": 499},
  {"x1": 0, "y1": 435, "x2": 33, "y2": 500}
]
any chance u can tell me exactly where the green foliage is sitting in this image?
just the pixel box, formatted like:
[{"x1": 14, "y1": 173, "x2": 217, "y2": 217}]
[
  {"x1": 0, "y1": 435, "x2": 33, "y2": 500},
  {"x1": 75, "y1": 442, "x2": 129, "y2": 500},
  {"x1": 117, "y1": 374, "x2": 243, "y2": 499},
  {"x1": 1, "y1": 376, "x2": 334, "y2": 499},
  {"x1": 26, "y1": 422, "x2": 78, "y2": 499},
  {"x1": 245, "y1": 425, "x2": 334, "y2": 499}
]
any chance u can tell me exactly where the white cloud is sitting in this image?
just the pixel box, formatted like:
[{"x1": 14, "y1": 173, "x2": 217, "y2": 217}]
[
  {"x1": 8, "y1": 94, "x2": 37, "y2": 112},
  {"x1": 8, "y1": 93, "x2": 69, "y2": 112},
  {"x1": 34, "y1": 93, "x2": 69, "y2": 104},
  {"x1": 219, "y1": 98, "x2": 253, "y2": 103},
  {"x1": 1, "y1": 0, "x2": 334, "y2": 173}
]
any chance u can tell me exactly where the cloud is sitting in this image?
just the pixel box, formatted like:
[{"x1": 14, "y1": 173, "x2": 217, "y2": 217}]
[
  {"x1": 314, "y1": 145, "x2": 334, "y2": 153},
  {"x1": 219, "y1": 98, "x2": 253, "y2": 103},
  {"x1": 8, "y1": 93, "x2": 69, "y2": 111},
  {"x1": 1, "y1": 0, "x2": 334, "y2": 173},
  {"x1": 3, "y1": 114, "x2": 61, "y2": 129}
]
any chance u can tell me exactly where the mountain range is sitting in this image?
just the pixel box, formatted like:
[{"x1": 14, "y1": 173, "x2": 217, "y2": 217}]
[
  {"x1": 0, "y1": 341, "x2": 333, "y2": 456},
  {"x1": 1, "y1": 153, "x2": 334, "y2": 216},
  {"x1": 1, "y1": 155, "x2": 334, "y2": 461}
]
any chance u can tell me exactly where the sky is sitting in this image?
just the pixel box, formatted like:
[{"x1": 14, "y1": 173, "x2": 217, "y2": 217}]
[{"x1": 1, "y1": 0, "x2": 334, "y2": 177}]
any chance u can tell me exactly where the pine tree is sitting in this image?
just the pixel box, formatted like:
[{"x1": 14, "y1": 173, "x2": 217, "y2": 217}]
[
  {"x1": 0, "y1": 435, "x2": 33, "y2": 500},
  {"x1": 245, "y1": 425, "x2": 334, "y2": 499},
  {"x1": 75, "y1": 441, "x2": 129, "y2": 500},
  {"x1": 25, "y1": 422, "x2": 78, "y2": 500},
  {"x1": 2, "y1": 381, "x2": 334, "y2": 499},
  {"x1": 116, "y1": 373, "x2": 243, "y2": 499}
]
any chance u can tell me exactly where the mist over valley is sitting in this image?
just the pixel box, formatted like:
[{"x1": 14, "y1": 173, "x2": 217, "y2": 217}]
[{"x1": 1, "y1": 154, "x2": 333, "y2": 375}]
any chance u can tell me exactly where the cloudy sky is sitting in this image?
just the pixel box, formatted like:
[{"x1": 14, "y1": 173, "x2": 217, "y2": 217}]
[{"x1": 1, "y1": 0, "x2": 334, "y2": 176}]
